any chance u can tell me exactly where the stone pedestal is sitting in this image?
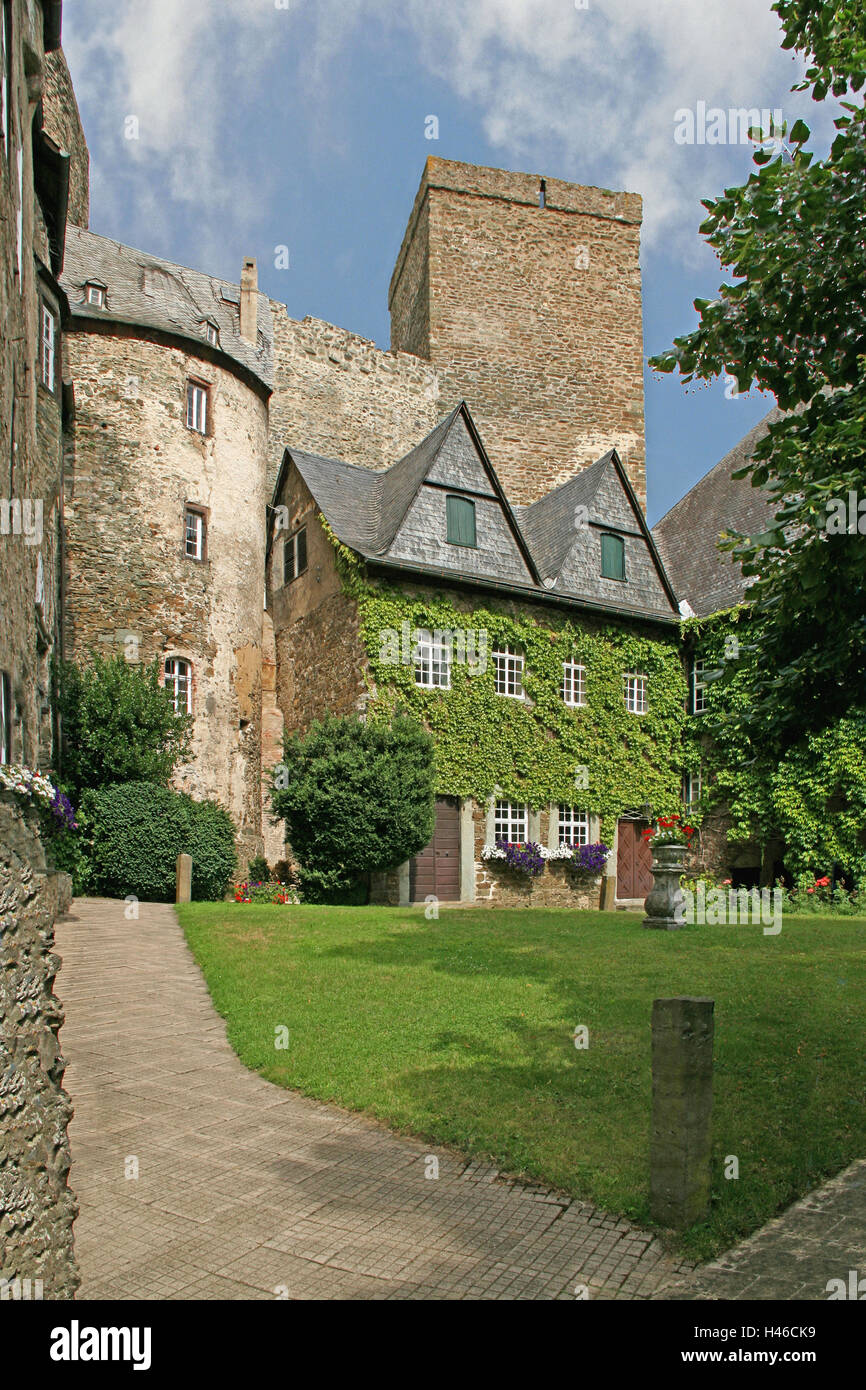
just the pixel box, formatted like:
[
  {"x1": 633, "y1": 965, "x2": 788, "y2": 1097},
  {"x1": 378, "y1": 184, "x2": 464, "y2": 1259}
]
[
  {"x1": 650, "y1": 996, "x2": 715, "y2": 1228},
  {"x1": 643, "y1": 843, "x2": 686, "y2": 929},
  {"x1": 176, "y1": 853, "x2": 192, "y2": 904}
]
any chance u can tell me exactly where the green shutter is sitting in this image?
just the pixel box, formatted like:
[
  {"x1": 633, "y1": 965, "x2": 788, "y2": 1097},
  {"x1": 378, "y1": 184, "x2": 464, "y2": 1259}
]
[
  {"x1": 446, "y1": 496, "x2": 477, "y2": 547},
  {"x1": 600, "y1": 533, "x2": 625, "y2": 580}
]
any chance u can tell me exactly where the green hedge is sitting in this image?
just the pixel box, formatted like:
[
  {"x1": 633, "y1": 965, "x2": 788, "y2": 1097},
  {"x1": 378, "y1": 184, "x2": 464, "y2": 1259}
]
[{"x1": 81, "y1": 782, "x2": 237, "y2": 902}]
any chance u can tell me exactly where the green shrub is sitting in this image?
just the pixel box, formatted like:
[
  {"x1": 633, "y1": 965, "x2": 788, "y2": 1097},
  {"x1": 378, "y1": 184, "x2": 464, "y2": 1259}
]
[
  {"x1": 270, "y1": 712, "x2": 435, "y2": 903},
  {"x1": 246, "y1": 854, "x2": 270, "y2": 883},
  {"x1": 82, "y1": 782, "x2": 237, "y2": 902},
  {"x1": 56, "y1": 654, "x2": 192, "y2": 798}
]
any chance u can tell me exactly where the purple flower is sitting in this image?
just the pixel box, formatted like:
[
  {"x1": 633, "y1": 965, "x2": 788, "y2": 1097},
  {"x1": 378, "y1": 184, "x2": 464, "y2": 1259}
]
[
  {"x1": 573, "y1": 842, "x2": 609, "y2": 875},
  {"x1": 500, "y1": 840, "x2": 545, "y2": 877},
  {"x1": 50, "y1": 789, "x2": 77, "y2": 831}
]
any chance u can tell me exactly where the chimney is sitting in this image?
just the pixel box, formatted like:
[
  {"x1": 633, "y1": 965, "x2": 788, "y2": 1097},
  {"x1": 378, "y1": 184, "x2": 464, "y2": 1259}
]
[{"x1": 239, "y1": 257, "x2": 258, "y2": 343}]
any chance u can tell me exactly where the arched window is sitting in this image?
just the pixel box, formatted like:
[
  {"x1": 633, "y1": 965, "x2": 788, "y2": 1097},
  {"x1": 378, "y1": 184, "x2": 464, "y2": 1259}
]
[{"x1": 164, "y1": 657, "x2": 192, "y2": 715}]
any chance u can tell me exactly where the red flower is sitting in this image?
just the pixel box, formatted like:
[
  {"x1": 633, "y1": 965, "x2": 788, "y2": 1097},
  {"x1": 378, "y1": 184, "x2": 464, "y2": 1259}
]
[
  {"x1": 815, "y1": 876, "x2": 830, "y2": 888},
  {"x1": 806, "y1": 887, "x2": 814, "y2": 894}
]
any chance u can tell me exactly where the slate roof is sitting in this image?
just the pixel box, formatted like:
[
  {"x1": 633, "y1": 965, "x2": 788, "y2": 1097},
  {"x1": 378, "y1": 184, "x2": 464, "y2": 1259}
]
[
  {"x1": 276, "y1": 404, "x2": 679, "y2": 624},
  {"x1": 60, "y1": 226, "x2": 274, "y2": 390},
  {"x1": 652, "y1": 407, "x2": 781, "y2": 617},
  {"x1": 515, "y1": 451, "x2": 616, "y2": 583}
]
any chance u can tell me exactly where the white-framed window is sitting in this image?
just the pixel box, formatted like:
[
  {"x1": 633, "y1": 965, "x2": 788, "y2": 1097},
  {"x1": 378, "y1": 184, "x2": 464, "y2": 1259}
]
[
  {"x1": 186, "y1": 381, "x2": 208, "y2": 434},
  {"x1": 184, "y1": 507, "x2": 206, "y2": 560},
  {"x1": 164, "y1": 657, "x2": 192, "y2": 715},
  {"x1": 1, "y1": 0, "x2": 11, "y2": 154},
  {"x1": 0, "y1": 670, "x2": 11, "y2": 764},
  {"x1": 205, "y1": 320, "x2": 219, "y2": 347},
  {"x1": 85, "y1": 282, "x2": 106, "y2": 308},
  {"x1": 494, "y1": 800, "x2": 528, "y2": 844},
  {"x1": 682, "y1": 769, "x2": 702, "y2": 805},
  {"x1": 284, "y1": 526, "x2": 307, "y2": 584},
  {"x1": 414, "y1": 629, "x2": 451, "y2": 689},
  {"x1": 40, "y1": 303, "x2": 56, "y2": 390},
  {"x1": 558, "y1": 806, "x2": 589, "y2": 847},
  {"x1": 623, "y1": 672, "x2": 648, "y2": 714},
  {"x1": 493, "y1": 646, "x2": 524, "y2": 698},
  {"x1": 561, "y1": 659, "x2": 586, "y2": 708},
  {"x1": 692, "y1": 659, "x2": 708, "y2": 714}
]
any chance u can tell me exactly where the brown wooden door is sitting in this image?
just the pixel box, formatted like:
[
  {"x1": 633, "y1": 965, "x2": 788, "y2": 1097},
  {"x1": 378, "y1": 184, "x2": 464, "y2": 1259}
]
[
  {"x1": 411, "y1": 798, "x2": 461, "y2": 902},
  {"x1": 616, "y1": 819, "x2": 653, "y2": 899}
]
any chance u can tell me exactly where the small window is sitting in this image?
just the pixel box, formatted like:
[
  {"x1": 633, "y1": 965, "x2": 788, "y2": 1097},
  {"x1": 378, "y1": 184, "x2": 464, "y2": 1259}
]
[
  {"x1": 414, "y1": 629, "x2": 451, "y2": 689},
  {"x1": 561, "y1": 660, "x2": 586, "y2": 708},
  {"x1": 494, "y1": 800, "x2": 528, "y2": 844},
  {"x1": 492, "y1": 646, "x2": 524, "y2": 699},
  {"x1": 85, "y1": 282, "x2": 106, "y2": 308},
  {"x1": 623, "y1": 672, "x2": 648, "y2": 714},
  {"x1": 164, "y1": 657, "x2": 192, "y2": 715},
  {"x1": 682, "y1": 769, "x2": 702, "y2": 806},
  {"x1": 284, "y1": 526, "x2": 307, "y2": 584},
  {"x1": 205, "y1": 320, "x2": 220, "y2": 347},
  {"x1": 184, "y1": 507, "x2": 206, "y2": 561},
  {"x1": 40, "y1": 303, "x2": 56, "y2": 391},
  {"x1": 0, "y1": 670, "x2": 11, "y2": 763},
  {"x1": 600, "y1": 532, "x2": 625, "y2": 581},
  {"x1": 446, "y1": 495, "x2": 477, "y2": 548},
  {"x1": 186, "y1": 381, "x2": 208, "y2": 434},
  {"x1": 558, "y1": 806, "x2": 589, "y2": 847},
  {"x1": 692, "y1": 659, "x2": 708, "y2": 714}
]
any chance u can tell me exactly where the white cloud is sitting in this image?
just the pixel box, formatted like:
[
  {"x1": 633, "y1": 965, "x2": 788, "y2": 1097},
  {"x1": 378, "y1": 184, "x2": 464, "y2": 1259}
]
[{"x1": 64, "y1": 0, "x2": 834, "y2": 260}]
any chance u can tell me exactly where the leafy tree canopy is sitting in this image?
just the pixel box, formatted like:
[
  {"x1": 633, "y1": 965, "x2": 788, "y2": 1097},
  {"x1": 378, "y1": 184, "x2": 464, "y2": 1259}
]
[{"x1": 651, "y1": 0, "x2": 866, "y2": 750}]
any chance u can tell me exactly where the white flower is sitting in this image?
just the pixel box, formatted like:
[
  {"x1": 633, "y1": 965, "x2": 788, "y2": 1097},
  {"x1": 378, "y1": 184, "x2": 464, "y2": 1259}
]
[{"x1": 0, "y1": 764, "x2": 58, "y2": 806}]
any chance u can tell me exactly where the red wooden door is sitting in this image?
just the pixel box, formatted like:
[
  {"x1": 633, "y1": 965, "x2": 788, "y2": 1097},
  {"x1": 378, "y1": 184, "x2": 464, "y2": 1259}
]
[
  {"x1": 616, "y1": 819, "x2": 653, "y2": 899},
  {"x1": 411, "y1": 798, "x2": 460, "y2": 902}
]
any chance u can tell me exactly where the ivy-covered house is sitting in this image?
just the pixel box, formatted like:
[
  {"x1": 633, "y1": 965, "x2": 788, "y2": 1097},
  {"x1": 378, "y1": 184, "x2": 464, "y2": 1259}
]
[{"x1": 267, "y1": 402, "x2": 688, "y2": 906}]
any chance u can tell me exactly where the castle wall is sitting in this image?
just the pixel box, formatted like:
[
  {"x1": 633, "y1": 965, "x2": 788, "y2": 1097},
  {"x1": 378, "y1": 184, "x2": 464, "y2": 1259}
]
[
  {"x1": 41, "y1": 48, "x2": 89, "y2": 228},
  {"x1": 0, "y1": 0, "x2": 66, "y2": 775},
  {"x1": 389, "y1": 158, "x2": 647, "y2": 509},
  {"x1": 267, "y1": 309, "x2": 442, "y2": 492},
  {"x1": 0, "y1": 792, "x2": 78, "y2": 1300},
  {"x1": 63, "y1": 328, "x2": 269, "y2": 857}
]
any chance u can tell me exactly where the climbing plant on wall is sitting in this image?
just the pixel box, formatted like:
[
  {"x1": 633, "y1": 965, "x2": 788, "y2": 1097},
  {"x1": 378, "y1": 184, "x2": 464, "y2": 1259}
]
[
  {"x1": 324, "y1": 541, "x2": 688, "y2": 844},
  {"x1": 686, "y1": 608, "x2": 866, "y2": 877}
]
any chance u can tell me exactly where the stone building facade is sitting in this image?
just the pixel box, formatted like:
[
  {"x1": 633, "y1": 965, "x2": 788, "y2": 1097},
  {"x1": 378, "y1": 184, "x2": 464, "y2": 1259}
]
[
  {"x1": 390, "y1": 158, "x2": 647, "y2": 509},
  {"x1": 267, "y1": 404, "x2": 681, "y2": 906}
]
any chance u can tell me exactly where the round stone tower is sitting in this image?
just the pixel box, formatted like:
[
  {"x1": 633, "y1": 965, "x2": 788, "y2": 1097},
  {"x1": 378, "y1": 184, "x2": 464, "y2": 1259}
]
[{"x1": 59, "y1": 228, "x2": 273, "y2": 863}]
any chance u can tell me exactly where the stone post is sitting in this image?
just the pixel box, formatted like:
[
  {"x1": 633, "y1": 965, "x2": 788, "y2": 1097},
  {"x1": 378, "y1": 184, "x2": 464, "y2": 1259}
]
[
  {"x1": 650, "y1": 996, "x2": 714, "y2": 1228},
  {"x1": 176, "y1": 853, "x2": 192, "y2": 904}
]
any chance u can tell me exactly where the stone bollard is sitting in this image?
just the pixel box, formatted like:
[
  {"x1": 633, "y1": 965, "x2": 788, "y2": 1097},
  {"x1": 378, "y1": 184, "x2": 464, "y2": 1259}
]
[
  {"x1": 176, "y1": 853, "x2": 192, "y2": 904},
  {"x1": 650, "y1": 996, "x2": 714, "y2": 1229}
]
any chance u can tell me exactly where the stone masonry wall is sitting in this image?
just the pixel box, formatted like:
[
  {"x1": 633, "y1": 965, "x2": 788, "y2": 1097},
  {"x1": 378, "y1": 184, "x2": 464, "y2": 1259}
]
[
  {"x1": 267, "y1": 308, "x2": 442, "y2": 493},
  {"x1": 390, "y1": 157, "x2": 647, "y2": 510},
  {"x1": 41, "y1": 49, "x2": 90, "y2": 229},
  {"x1": 0, "y1": 793, "x2": 78, "y2": 1299},
  {"x1": 0, "y1": 0, "x2": 65, "y2": 774},
  {"x1": 62, "y1": 328, "x2": 269, "y2": 858}
]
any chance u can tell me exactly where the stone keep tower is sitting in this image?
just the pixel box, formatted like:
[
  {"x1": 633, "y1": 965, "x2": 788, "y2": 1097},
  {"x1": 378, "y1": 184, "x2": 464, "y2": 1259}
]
[{"x1": 389, "y1": 158, "x2": 647, "y2": 510}]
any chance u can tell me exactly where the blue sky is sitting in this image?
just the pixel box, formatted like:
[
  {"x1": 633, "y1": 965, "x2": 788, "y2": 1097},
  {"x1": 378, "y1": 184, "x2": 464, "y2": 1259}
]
[{"x1": 62, "y1": 0, "x2": 833, "y2": 525}]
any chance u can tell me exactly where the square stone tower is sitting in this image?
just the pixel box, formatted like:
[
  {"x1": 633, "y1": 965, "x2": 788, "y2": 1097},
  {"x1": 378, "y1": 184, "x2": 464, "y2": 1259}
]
[{"x1": 389, "y1": 157, "x2": 646, "y2": 509}]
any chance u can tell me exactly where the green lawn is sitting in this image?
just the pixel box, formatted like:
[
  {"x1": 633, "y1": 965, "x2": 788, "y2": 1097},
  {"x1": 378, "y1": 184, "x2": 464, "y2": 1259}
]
[{"x1": 177, "y1": 903, "x2": 866, "y2": 1260}]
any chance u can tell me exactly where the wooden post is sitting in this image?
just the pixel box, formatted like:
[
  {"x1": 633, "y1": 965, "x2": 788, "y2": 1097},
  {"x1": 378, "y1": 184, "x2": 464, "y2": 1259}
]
[
  {"x1": 176, "y1": 853, "x2": 192, "y2": 904},
  {"x1": 650, "y1": 996, "x2": 714, "y2": 1228}
]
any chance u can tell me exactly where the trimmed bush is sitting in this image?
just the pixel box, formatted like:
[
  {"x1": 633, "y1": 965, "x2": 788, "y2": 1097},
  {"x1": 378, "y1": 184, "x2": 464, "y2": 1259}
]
[
  {"x1": 270, "y1": 712, "x2": 436, "y2": 903},
  {"x1": 82, "y1": 782, "x2": 237, "y2": 903}
]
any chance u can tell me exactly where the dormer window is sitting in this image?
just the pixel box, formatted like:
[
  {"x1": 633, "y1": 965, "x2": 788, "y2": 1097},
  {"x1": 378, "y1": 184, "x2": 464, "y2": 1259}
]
[
  {"x1": 204, "y1": 320, "x2": 220, "y2": 348},
  {"x1": 446, "y1": 495, "x2": 476, "y2": 548},
  {"x1": 600, "y1": 532, "x2": 625, "y2": 581},
  {"x1": 85, "y1": 281, "x2": 106, "y2": 308}
]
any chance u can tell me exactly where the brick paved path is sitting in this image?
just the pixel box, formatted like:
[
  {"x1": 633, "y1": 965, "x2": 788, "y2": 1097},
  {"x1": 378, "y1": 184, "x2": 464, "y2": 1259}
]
[
  {"x1": 655, "y1": 1159, "x2": 866, "y2": 1301},
  {"x1": 56, "y1": 898, "x2": 693, "y2": 1301}
]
